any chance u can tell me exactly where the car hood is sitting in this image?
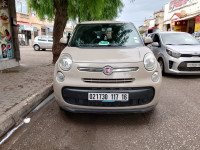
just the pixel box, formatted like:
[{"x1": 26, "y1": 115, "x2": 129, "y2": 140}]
[
  {"x1": 61, "y1": 46, "x2": 150, "y2": 63},
  {"x1": 166, "y1": 45, "x2": 200, "y2": 54}
]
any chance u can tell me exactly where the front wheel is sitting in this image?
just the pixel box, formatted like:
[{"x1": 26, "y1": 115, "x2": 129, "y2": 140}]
[
  {"x1": 158, "y1": 59, "x2": 165, "y2": 75},
  {"x1": 34, "y1": 44, "x2": 40, "y2": 51}
]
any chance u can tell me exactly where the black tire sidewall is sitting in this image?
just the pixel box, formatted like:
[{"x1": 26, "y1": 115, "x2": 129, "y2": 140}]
[
  {"x1": 34, "y1": 45, "x2": 40, "y2": 51},
  {"x1": 158, "y1": 59, "x2": 165, "y2": 74}
]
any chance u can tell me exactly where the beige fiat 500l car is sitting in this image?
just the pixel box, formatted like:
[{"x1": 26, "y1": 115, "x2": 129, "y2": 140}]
[{"x1": 54, "y1": 21, "x2": 162, "y2": 113}]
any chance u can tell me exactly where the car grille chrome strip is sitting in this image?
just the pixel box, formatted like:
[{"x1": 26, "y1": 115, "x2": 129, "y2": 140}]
[
  {"x1": 113, "y1": 68, "x2": 139, "y2": 72},
  {"x1": 78, "y1": 68, "x2": 103, "y2": 72},
  {"x1": 78, "y1": 67, "x2": 139, "y2": 72}
]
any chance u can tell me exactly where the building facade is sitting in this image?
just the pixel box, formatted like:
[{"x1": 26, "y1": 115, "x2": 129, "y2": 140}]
[
  {"x1": 15, "y1": 0, "x2": 73, "y2": 46},
  {"x1": 154, "y1": 10, "x2": 164, "y2": 31},
  {"x1": 0, "y1": 0, "x2": 20, "y2": 70},
  {"x1": 164, "y1": 0, "x2": 200, "y2": 33}
]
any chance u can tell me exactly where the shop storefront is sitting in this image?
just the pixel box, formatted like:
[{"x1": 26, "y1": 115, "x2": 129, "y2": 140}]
[
  {"x1": 0, "y1": 0, "x2": 20, "y2": 70},
  {"x1": 18, "y1": 22, "x2": 38, "y2": 46},
  {"x1": 194, "y1": 16, "x2": 200, "y2": 32},
  {"x1": 173, "y1": 20, "x2": 188, "y2": 32},
  {"x1": 0, "y1": 0, "x2": 13, "y2": 60},
  {"x1": 164, "y1": 0, "x2": 200, "y2": 33}
]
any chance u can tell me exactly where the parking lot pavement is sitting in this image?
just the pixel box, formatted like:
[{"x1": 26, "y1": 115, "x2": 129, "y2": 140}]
[{"x1": 1, "y1": 74, "x2": 200, "y2": 150}]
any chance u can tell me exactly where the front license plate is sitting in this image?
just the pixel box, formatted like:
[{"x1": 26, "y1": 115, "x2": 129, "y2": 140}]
[
  {"x1": 187, "y1": 63, "x2": 200, "y2": 67},
  {"x1": 88, "y1": 93, "x2": 129, "y2": 102}
]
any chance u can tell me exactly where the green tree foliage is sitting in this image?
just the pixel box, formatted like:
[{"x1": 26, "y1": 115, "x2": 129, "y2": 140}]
[
  {"x1": 139, "y1": 30, "x2": 145, "y2": 35},
  {"x1": 28, "y1": 0, "x2": 124, "y2": 63}
]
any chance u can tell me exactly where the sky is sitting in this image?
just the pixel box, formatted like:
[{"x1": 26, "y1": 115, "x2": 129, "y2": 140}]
[{"x1": 117, "y1": 0, "x2": 171, "y2": 28}]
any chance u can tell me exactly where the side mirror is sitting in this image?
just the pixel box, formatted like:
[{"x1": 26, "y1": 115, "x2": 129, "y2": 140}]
[
  {"x1": 144, "y1": 37, "x2": 153, "y2": 44},
  {"x1": 59, "y1": 37, "x2": 67, "y2": 44},
  {"x1": 152, "y1": 42, "x2": 159, "y2": 47}
]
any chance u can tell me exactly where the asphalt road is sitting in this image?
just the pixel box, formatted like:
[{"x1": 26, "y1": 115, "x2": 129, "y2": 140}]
[
  {"x1": 1, "y1": 47, "x2": 200, "y2": 150},
  {"x1": 1, "y1": 74, "x2": 200, "y2": 150}
]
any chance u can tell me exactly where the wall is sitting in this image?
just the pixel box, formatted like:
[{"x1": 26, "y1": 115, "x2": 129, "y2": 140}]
[
  {"x1": 164, "y1": 0, "x2": 200, "y2": 22},
  {"x1": 154, "y1": 11, "x2": 164, "y2": 31},
  {"x1": 0, "y1": 0, "x2": 19, "y2": 70}
]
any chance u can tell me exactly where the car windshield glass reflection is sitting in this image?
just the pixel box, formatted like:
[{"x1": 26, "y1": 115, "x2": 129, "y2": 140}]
[
  {"x1": 70, "y1": 23, "x2": 143, "y2": 47},
  {"x1": 161, "y1": 33, "x2": 200, "y2": 45}
]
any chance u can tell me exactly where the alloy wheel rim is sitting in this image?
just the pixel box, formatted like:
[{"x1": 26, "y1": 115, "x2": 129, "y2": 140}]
[{"x1": 35, "y1": 45, "x2": 39, "y2": 50}]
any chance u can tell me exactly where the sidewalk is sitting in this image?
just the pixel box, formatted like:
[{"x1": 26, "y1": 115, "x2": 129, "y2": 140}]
[{"x1": 0, "y1": 59, "x2": 54, "y2": 137}]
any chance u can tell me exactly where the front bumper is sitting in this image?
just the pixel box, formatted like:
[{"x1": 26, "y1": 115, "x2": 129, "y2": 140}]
[
  {"x1": 54, "y1": 62, "x2": 162, "y2": 113},
  {"x1": 165, "y1": 57, "x2": 200, "y2": 75},
  {"x1": 60, "y1": 105, "x2": 156, "y2": 114},
  {"x1": 62, "y1": 87, "x2": 155, "y2": 107}
]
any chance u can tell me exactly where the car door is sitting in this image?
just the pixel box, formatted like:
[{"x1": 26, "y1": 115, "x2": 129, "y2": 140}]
[
  {"x1": 47, "y1": 36, "x2": 53, "y2": 49},
  {"x1": 150, "y1": 34, "x2": 163, "y2": 59},
  {"x1": 38, "y1": 36, "x2": 48, "y2": 49}
]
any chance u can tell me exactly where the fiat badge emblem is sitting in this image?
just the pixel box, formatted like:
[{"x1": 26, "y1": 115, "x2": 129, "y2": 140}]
[{"x1": 103, "y1": 66, "x2": 113, "y2": 75}]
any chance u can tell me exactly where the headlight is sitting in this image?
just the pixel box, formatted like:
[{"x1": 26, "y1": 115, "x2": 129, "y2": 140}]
[
  {"x1": 166, "y1": 49, "x2": 181, "y2": 58},
  {"x1": 59, "y1": 54, "x2": 72, "y2": 71},
  {"x1": 144, "y1": 53, "x2": 157, "y2": 71}
]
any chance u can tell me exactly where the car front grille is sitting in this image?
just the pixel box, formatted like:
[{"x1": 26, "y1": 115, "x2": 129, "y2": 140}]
[
  {"x1": 169, "y1": 61, "x2": 173, "y2": 69},
  {"x1": 82, "y1": 78, "x2": 134, "y2": 83},
  {"x1": 62, "y1": 87, "x2": 155, "y2": 107},
  {"x1": 181, "y1": 54, "x2": 200, "y2": 57},
  {"x1": 178, "y1": 61, "x2": 200, "y2": 71}
]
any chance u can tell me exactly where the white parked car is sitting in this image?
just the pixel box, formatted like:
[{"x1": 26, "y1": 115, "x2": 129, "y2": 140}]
[
  {"x1": 33, "y1": 36, "x2": 53, "y2": 51},
  {"x1": 53, "y1": 21, "x2": 162, "y2": 113}
]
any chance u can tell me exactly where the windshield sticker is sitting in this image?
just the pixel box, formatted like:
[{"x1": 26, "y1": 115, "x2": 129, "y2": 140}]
[{"x1": 99, "y1": 41, "x2": 110, "y2": 45}]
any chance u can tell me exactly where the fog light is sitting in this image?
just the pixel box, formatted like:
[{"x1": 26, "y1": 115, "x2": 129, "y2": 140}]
[
  {"x1": 57, "y1": 72, "x2": 65, "y2": 82},
  {"x1": 152, "y1": 72, "x2": 159, "y2": 82}
]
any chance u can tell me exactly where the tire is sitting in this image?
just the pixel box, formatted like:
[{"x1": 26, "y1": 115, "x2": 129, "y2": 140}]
[
  {"x1": 34, "y1": 44, "x2": 40, "y2": 51},
  {"x1": 158, "y1": 59, "x2": 165, "y2": 75}
]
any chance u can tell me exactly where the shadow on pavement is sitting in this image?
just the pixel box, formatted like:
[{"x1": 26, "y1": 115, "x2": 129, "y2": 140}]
[
  {"x1": 163, "y1": 74, "x2": 200, "y2": 79},
  {"x1": 59, "y1": 106, "x2": 156, "y2": 126}
]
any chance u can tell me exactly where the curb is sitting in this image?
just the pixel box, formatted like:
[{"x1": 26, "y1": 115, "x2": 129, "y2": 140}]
[{"x1": 0, "y1": 83, "x2": 53, "y2": 138}]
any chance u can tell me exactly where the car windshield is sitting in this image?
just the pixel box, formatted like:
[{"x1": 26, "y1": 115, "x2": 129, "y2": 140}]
[
  {"x1": 70, "y1": 23, "x2": 143, "y2": 47},
  {"x1": 161, "y1": 33, "x2": 200, "y2": 45}
]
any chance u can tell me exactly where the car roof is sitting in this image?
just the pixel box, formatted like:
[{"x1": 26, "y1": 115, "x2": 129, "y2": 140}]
[
  {"x1": 152, "y1": 32, "x2": 190, "y2": 35},
  {"x1": 79, "y1": 21, "x2": 131, "y2": 24}
]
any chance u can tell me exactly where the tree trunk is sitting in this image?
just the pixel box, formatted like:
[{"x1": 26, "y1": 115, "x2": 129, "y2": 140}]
[{"x1": 52, "y1": 1, "x2": 68, "y2": 64}]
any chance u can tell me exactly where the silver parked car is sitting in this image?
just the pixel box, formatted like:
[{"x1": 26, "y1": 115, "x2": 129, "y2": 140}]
[
  {"x1": 33, "y1": 36, "x2": 53, "y2": 51},
  {"x1": 148, "y1": 32, "x2": 200, "y2": 75},
  {"x1": 192, "y1": 31, "x2": 200, "y2": 42}
]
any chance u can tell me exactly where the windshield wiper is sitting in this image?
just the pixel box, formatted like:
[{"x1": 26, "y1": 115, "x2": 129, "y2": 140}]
[
  {"x1": 107, "y1": 44, "x2": 126, "y2": 47},
  {"x1": 77, "y1": 44, "x2": 126, "y2": 47}
]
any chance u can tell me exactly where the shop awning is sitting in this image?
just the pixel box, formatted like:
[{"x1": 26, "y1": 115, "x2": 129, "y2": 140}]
[
  {"x1": 17, "y1": 21, "x2": 37, "y2": 31},
  {"x1": 17, "y1": 21, "x2": 30, "y2": 26},
  {"x1": 148, "y1": 27, "x2": 156, "y2": 30},
  {"x1": 175, "y1": 14, "x2": 197, "y2": 21},
  {"x1": 42, "y1": 25, "x2": 54, "y2": 32}
]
